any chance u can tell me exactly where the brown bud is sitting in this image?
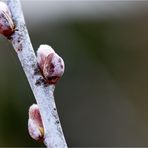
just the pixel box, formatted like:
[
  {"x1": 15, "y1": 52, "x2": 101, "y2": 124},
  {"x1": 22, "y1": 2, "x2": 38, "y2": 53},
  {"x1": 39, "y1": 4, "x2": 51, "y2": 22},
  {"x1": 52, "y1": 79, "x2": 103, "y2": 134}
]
[
  {"x1": 0, "y1": 2, "x2": 14, "y2": 37},
  {"x1": 28, "y1": 104, "x2": 44, "y2": 141},
  {"x1": 37, "y1": 44, "x2": 65, "y2": 84}
]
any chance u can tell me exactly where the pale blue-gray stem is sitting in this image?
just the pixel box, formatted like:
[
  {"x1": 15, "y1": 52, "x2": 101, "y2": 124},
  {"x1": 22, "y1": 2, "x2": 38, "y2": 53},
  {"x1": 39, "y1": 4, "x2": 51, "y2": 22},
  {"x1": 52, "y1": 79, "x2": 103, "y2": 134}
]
[{"x1": 5, "y1": 0, "x2": 67, "y2": 147}]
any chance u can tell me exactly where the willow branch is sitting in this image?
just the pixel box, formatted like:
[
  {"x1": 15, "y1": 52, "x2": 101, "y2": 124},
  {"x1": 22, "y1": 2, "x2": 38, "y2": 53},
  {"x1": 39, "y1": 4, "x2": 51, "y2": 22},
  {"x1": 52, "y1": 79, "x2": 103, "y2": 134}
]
[{"x1": 3, "y1": 0, "x2": 67, "y2": 147}]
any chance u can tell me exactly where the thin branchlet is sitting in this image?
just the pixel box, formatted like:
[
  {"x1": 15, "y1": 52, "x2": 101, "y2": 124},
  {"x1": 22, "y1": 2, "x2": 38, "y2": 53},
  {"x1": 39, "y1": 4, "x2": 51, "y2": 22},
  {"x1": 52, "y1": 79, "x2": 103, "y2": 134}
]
[{"x1": 3, "y1": 0, "x2": 67, "y2": 147}]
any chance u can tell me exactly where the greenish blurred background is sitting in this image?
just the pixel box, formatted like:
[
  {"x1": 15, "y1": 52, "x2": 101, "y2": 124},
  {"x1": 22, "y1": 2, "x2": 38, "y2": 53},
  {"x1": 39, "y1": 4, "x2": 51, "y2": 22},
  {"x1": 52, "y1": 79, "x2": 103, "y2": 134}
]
[{"x1": 1, "y1": 0, "x2": 148, "y2": 147}]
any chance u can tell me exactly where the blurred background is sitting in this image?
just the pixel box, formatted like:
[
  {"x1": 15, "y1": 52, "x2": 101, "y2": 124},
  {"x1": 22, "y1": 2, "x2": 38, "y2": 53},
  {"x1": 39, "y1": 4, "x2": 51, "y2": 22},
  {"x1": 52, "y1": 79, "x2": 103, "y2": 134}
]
[{"x1": 1, "y1": 0, "x2": 148, "y2": 147}]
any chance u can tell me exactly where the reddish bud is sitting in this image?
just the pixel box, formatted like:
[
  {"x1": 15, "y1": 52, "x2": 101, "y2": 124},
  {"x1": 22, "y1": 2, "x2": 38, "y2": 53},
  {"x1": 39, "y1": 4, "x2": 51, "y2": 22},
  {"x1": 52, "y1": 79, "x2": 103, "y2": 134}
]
[
  {"x1": 0, "y1": 2, "x2": 14, "y2": 37},
  {"x1": 28, "y1": 104, "x2": 44, "y2": 141},
  {"x1": 37, "y1": 44, "x2": 65, "y2": 84},
  {"x1": 37, "y1": 45, "x2": 55, "y2": 70}
]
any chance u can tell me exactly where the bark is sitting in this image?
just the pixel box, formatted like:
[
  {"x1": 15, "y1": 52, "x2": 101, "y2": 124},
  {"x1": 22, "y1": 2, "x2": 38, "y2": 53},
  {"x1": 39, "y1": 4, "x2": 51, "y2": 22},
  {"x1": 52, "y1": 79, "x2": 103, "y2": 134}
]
[{"x1": 5, "y1": 0, "x2": 67, "y2": 147}]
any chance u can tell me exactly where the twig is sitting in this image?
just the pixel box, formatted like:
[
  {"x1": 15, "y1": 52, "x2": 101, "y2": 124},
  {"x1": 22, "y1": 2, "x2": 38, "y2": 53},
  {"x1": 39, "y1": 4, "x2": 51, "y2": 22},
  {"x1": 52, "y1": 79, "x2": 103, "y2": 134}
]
[{"x1": 4, "y1": 0, "x2": 67, "y2": 147}]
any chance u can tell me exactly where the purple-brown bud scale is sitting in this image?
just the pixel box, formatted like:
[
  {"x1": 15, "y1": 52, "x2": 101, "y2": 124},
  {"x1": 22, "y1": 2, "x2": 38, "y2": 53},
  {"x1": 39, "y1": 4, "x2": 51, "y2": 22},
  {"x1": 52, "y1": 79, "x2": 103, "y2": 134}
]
[
  {"x1": 37, "y1": 44, "x2": 65, "y2": 84},
  {"x1": 0, "y1": 2, "x2": 14, "y2": 37}
]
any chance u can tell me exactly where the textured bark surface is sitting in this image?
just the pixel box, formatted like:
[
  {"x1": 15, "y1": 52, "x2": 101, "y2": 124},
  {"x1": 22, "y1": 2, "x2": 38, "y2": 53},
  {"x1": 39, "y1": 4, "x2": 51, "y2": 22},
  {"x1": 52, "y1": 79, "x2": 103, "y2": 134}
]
[{"x1": 5, "y1": 0, "x2": 67, "y2": 147}]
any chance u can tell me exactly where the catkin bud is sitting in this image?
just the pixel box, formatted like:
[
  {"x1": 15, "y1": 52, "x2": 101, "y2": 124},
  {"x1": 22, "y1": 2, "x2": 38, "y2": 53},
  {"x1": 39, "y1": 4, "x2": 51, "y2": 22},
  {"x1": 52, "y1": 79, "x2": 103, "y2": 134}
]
[
  {"x1": 0, "y1": 2, "x2": 14, "y2": 37},
  {"x1": 28, "y1": 104, "x2": 44, "y2": 141},
  {"x1": 37, "y1": 44, "x2": 65, "y2": 84}
]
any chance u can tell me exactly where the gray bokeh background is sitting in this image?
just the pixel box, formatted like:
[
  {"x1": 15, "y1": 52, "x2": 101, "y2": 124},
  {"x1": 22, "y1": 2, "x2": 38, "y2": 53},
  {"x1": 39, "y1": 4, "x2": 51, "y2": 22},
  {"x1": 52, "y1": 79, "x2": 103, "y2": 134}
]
[{"x1": 0, "y1": 0, "x2": 148, "y2": 147}]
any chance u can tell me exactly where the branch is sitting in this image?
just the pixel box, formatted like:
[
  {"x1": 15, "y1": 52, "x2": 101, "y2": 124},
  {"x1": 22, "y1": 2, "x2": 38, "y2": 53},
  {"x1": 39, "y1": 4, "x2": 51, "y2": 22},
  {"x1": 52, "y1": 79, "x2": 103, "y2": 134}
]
[{"x1": 1, "y1": 0, "x2": 67, "y2": 147}]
